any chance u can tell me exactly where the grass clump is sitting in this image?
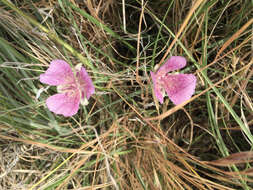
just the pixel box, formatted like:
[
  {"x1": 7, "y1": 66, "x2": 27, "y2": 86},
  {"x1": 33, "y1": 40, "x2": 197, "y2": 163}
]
[{"x1": 0, "y1": 0, "x2": 253, "y2": 189}]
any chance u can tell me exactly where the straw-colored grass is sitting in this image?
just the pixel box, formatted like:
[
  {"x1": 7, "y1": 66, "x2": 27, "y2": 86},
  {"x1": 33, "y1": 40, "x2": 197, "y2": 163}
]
[{"x1": 0, "y1": 0, "x2": 252, "y2": 189}]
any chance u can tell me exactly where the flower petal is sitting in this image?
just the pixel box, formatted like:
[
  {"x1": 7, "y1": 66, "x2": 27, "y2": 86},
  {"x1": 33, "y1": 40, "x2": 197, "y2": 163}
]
[
  {"x1": 78, "y1": 67, "x2": 95, "y2": 100},
  {"x1": 151, "y1": 71, "x2": 164, "y2": 103},
  {"x1": 162, "y1": 74, "x2": 196, "y2": 105},
  {"x1": 157, "y1": 56, "x2": 187, "y2": 76},
  {"x1": 46, "y1": 93, "x2": 80, "y2": 117},
  {"x1": 40, "y1": 60, "x2": 74, "y2": 86}
]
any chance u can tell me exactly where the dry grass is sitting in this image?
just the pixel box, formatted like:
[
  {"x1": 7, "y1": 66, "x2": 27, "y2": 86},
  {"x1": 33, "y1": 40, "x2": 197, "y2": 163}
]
[{"x1": 0, "y1": 0, "x2": 253, "y2": 189}]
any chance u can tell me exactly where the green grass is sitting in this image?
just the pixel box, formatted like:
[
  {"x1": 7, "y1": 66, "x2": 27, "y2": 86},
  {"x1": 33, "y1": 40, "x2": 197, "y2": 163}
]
[{"x1": 0, "y1": 0, "x2": 253, "y2": 189}]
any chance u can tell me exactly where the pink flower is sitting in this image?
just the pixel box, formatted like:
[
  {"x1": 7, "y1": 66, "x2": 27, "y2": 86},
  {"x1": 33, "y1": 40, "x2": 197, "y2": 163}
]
[
  {"x1": 40, "y1": 60, "x2": 95, "y2": 117},
  {"x1": 150, "y1": 56, "x2": 196, "y2": 105}
]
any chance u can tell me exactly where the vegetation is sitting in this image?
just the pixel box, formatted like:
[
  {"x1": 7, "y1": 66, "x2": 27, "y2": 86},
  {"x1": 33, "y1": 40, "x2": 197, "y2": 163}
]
[{"x1": 0, "y1": 0, "x2": 252, "y2": 189}]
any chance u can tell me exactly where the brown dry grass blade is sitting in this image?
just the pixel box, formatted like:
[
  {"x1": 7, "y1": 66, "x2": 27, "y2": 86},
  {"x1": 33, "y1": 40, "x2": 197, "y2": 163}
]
[
  {"x1": 206, "y1": 151, "x2": 253, "y2": 166},
  {"x1": 158, "y1": 0, "x2": 205, "y2": 68},
  {"x1": 240, "y1": 168, "x2": 253, "y2": 176},
  {"x1": 215, "y1": 18, "x2": 253, "y2": 60}
]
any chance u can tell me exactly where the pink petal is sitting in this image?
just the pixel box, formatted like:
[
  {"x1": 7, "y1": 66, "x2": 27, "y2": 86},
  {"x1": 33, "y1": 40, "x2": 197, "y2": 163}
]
[
  {"x1": 162, "y1": 74, "x2": 196, "y2": 105},
  {"x1": 157, "y1": 56, "x2": 187, "y2": 76},
  {"x1": 46, "y1": 93, "x2": 80, "y2": 117},
  {"x1": 40, "y1": 60, "x2": 74, "y2": 86},
  {"x1": 78, "y1": 67, "x2": 95, "y2": 100},
  {"x1": 151, "y1": 71, "x2": 164, "y2": 103}
]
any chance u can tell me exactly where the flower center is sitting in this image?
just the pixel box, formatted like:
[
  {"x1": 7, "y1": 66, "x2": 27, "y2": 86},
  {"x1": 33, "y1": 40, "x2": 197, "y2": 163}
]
[
  {"x1": 57, "y1": 70, "x2": 88, "y2": 100},
  {"x1": 57, "y1": 82, "x2": 77, "y2": 96}
]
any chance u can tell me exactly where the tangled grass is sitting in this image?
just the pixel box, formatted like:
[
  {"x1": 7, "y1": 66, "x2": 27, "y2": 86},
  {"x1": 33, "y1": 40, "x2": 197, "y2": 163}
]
[{"x1": 0, "y1": 0, "x2": 253, "y2": 189}]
